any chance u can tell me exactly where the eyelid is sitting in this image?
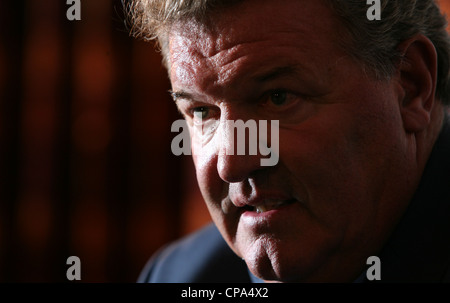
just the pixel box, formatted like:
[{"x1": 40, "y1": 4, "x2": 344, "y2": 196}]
[
  {"x1": 189, "y1": 105, "x2": 220, "y2": 122},
  {"x1": 262, "y1": 89, "x2": 299, "y2": 106},
  {"x1": 190, "y1": 106, "x2": 208, "y2": 118},
  {"x1": 174, "y1": 97, "x2": 206, "y2": 118}
]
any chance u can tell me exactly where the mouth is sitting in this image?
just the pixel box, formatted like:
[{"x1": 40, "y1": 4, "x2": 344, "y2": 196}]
[{"x1": 242, "y1": 199, "x2": 297, "y2": 214}]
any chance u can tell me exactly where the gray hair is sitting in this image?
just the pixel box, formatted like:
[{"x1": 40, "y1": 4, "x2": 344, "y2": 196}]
[{"x1": 124, "y1": 0, "x2": 450, "y2": 104}]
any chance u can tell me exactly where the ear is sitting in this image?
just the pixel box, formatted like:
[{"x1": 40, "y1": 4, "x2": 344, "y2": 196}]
[{"x1": 396, "y1": 35, "x2": 437, "y2": 133}]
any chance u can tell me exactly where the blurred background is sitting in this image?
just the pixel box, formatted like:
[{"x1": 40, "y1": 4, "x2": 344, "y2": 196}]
[
  {"x1": 0, "y1": 0, "x2": 210, "y2": 282},
  {"x1": 1, "y1": 0, "x2": 449, "y2": 283}
]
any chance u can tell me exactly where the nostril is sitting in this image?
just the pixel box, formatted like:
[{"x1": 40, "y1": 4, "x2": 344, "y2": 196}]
[{"x1": 241, "y1": 205, "x2": 254, "y2": 212}]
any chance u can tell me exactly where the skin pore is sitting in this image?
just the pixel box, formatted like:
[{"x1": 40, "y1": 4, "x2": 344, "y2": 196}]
[{"x1": 167, "y1": 0, "x2": 444, "y2": 282}]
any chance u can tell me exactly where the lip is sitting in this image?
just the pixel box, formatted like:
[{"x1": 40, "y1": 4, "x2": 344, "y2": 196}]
[
  {"x1": 228, "y1": 189, "x2": 305, "y2": 225},
  {"x1": 236, "y1": 201, "x2": 300, "y2": 234},
  {"x1": 240, "y1": 200, "x2": 296, "y2": 218},
  {"x1": 231, "y1": 192, "x2": 294, "y2": 208}
]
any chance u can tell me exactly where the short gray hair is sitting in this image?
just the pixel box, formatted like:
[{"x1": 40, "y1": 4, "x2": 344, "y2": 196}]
[{"x1": 124, "y1": 0, "x2": 450, "y2": 104}]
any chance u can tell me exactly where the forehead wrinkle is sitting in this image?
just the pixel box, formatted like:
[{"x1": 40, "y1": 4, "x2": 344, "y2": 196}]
[
  {"x1": 199, "y1": 34, "x2": 311, "y2": 93},
  {"x1": 168, "y1": 0, "x2": 343, "y2": 100},
  {"x1": 170, "y1": 39, "x2": 264, "y2": 99},
  {"x1": 205, "y1": 43, "x2": 260, "y2": 92},
  {"x1": 172, "y1": 43, "x2": 315, "y2": 102}
]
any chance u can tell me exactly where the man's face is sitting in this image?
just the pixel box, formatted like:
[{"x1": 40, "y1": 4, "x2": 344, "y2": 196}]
[{"x1": 168, "y1": 0, "x2": 417, "y2": 282}]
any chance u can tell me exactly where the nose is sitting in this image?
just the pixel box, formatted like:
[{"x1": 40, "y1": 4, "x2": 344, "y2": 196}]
[
  {"x1": 217, "y1": 152, "x2": 264, "y2": 183},
  {"x1": 216, "y1": 119, "x2": 267, "y2": 183}
]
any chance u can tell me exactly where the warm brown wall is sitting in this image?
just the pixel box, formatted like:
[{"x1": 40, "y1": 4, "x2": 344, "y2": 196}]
[{"x1": 0, "y1": 0, "x2": 209, "y2": 282}]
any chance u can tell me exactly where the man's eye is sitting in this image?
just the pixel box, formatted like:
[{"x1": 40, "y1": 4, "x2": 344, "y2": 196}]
[
  {"x1": 192, "y1": 107, "x2": 209, "y2": 119},
  {"x1": 270, "y1": 91, "x2": 288, "y2": 106},
  {"x1": 265, "y1": 90, "x2": 300, "y2": 109}
]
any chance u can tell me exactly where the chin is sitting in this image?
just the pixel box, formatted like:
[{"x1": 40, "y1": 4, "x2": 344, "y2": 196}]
[
  {"x1": 245, "y1": 255, "x2": 313, "y2": 283},
  {"x1": 238, "y1": 237, "x2": 327, "y2": 283}
]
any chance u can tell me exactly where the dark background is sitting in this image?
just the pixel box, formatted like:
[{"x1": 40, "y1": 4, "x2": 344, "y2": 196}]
[
  {"x1": 0, "y1": 0, "x2": 449, "y2": 283},
  {"x1": 0, "y1": 0, "x2": 210, "y2": 282}
]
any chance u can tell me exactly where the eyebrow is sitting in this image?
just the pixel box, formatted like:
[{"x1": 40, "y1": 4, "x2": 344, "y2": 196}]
[
  {"x1": 168, "y1": 64, "x2": 303, "y2": 102},
  {"x1": 254, "y1": 65, "x2": 301, "y2": 83},
  {"x1": 168, "y1": 90, "x2": 193, "y2": 102}
]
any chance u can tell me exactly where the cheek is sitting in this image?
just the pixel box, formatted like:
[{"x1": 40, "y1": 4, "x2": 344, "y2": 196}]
[
  {"x1": 281, "y1": 132, "x2": 358, "y2": 230},
  {"x1": 191, "y1": 142, "x2": 223, "y2": 207},
  {"x1": 279, "y1": 103, "x2": 401, "y2": 227},
  {"x1": 193, "y1": 153, "x2": 215, "y2": 195}
]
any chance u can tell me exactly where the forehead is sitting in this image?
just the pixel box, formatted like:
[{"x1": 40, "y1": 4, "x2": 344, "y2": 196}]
[{"x1": 167, "y1": 0, "x2": 344, "y2": 95}]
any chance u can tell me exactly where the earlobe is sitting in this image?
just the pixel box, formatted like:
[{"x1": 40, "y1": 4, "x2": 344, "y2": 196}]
[{"x1": 396, "y1": 35, "x2": 437, "y2": 133}]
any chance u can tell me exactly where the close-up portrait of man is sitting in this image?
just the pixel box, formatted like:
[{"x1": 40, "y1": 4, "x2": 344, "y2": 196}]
[{"x1": 127, "y1": 0, "x2": 450, "y2": 283}]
